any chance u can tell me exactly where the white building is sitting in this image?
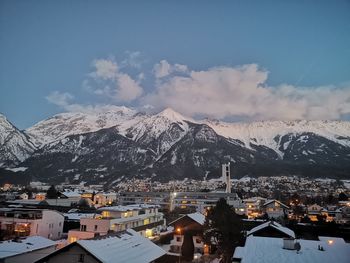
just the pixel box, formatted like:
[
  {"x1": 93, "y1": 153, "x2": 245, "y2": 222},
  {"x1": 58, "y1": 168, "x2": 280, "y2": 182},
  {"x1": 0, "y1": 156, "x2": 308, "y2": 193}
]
[
  {"x1": 68, "y1": 204, "x2": 164, "y2": 243},
  {"x1": 170, "y1": 191, "x2": 241, "y2": 213},
  {"x1": 93, "y1": 192, "x2": 117, "y2": 208},
  {"x1": 233, "y1": 235, "x2": 350, "y2": 263},
  {"x1": 261, "y1": 199, "x2": 289, "y2": 219},
  {"x1": 0, "y1": 236, "x2": 57, "y2": 263},
  {"x1": 0, "y1": 208, "x2": 64, "y2": 240},
  {"x1": 242, "y1": 197, "x2": 267, "y2": 218}
]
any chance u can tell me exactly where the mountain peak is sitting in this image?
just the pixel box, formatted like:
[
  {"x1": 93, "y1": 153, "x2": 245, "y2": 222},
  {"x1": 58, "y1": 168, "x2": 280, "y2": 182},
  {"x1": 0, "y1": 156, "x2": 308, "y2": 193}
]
[{"x1": 156, "y1": 108, "x2": 188, "y2": 122}]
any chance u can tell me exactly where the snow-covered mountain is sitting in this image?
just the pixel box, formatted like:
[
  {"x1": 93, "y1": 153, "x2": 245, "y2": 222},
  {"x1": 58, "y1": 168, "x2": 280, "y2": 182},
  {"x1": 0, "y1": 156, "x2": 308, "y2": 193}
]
[
  {"x1": 205, "y1": 119, "x2": 350, "y2": 158},
  {"x1": 0, "y1": 113, "x2": 36, "y2": 167},
  {"x1": 1, "y1": 107, "x2": 350, "y2": 184},
  {"x1": 26, "y1": 106, "x2": 146, "y2": 147}
]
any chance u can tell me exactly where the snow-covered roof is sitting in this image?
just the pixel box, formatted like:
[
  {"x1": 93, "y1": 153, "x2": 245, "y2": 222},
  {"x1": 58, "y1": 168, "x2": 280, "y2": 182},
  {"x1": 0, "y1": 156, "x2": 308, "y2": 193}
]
[
  {"x1": 262, "y1": 199, "x2": 289, "y2": 209},
  {"x1": 247, "y1": 221, "x2": 295, "y2": 238},
  {"x1": 169, "y1": 212, "x2": 206, "y2": 226},
  {"x1": 126, "y1": 204, "x2": 160, "y2": 209},
  {"x1": 99, "y1": 204, "x2": 158, "y2": 212},
  {"x1": 63, "y1": 213, "x2": 96, "y2": 221},
  {"x1": 233, "y1": 235, "x2": 350, "y2": 263},
  {"x1": 0, "y1": 236, "x2": 56, "y2": 259},
  {"x1": 60, "y1": 190, "x2": 81, "y2": 198},
  {"x1": 187, "y1": 212, "x2": 206, "y2": 225},
  {"x1": 77, "y1": 229, "x2": 166, "y2": 263}
]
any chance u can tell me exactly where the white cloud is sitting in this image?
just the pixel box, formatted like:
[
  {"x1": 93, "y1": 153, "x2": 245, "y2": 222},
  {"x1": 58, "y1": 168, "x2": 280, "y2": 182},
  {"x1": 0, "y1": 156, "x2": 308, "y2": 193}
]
[
  {"x1": 46, "y1": 91, "x2": 133, "y2": 113},
  {"x1": 91, "y1": 59, "x2": 118, "y2": 80},
  {"x1": 46, "y1": 91, "x2": 74, "y2": 108},
  {"x1": 153, "y1": 60, "x2": 188, "y2": 79},
  {"x1": 48, "y1": 58, "x2": 350, "y2": 121},
  {"x1": 115, "y1": 73, "x2": 143, "y2": 102},
  {"x1": 87, "y1": 58, "x2": 143, "y2": 102},
  {"x1": 144, "y1": 64, "x2": 350, "y2": 120},
  {"x1": 121, "y1": 51, "x2": 144, "y2": 68}
]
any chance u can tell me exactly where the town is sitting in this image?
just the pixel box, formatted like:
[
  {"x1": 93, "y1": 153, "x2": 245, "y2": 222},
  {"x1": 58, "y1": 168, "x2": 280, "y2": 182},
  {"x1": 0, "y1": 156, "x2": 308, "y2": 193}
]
[{"x1": 0, "y1": 164, "x2": 349, "y2": 262}]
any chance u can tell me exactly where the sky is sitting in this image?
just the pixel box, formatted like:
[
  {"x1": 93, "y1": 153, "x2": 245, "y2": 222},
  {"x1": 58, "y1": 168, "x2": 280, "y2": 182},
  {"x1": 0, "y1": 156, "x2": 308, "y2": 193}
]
[{"x1": 1, "y1": 0, "x2": 350, "y2": 129}]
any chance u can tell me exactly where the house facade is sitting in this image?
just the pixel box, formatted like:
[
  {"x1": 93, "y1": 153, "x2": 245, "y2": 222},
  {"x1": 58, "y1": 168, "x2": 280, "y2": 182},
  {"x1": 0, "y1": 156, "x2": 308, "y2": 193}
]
[
  {"x1": 0, "y1": 208, "x2": 64, "y2": 240},
  {"x1": 67, "y1": 204, "x2": 164, "y2": 243},
  {"x1": 261, "y1": 200, "x2": 289, "y2": 219}
]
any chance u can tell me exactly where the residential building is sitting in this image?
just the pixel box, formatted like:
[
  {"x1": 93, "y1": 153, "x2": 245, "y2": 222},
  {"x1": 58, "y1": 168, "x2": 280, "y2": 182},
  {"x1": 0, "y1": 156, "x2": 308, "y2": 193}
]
[
  {"x1": 36, "y1": 229, "x2": 166, "y2": 263},
  {"x1": 119, "y1": 191, "x2": 242, "y2": 213},
  {"x1": 0, "y1": 208, "x2": 64, "y2": 240},
  {"x1": 168, "y1": 212, "x2": 208, "y2": 256},
  {"x1": 246, "y1": 221, "x2": 295, "y2": 238},
  {"x1": 261, "y1": 199, "x2": 289, "y2": 219},
  {"x1": 119, "y1": 192, "x2": 170, "y2": 209},
  {"x1": 93, "y1": 192, "x2": 117, "y2": 208},
  {"x1": 67, "y1": 204, "x2": 164, "y2": 243},
  {"x1": 307, "y1": 204, "x2": 323, "y2": 221},
  {"x1": 170, "y1": 191, "x2": 241, "y2": 213},
  {"x1": 0, "y1": 236, "x2": 57, "y2": 263},
  {"x1": 243, "y1": 197, "x2": 267, "y2": 219}
]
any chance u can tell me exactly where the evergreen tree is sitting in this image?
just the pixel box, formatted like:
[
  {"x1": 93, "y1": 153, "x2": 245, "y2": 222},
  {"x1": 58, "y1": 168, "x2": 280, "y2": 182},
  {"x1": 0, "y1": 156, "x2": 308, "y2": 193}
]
[
  {"x1": 338, "y1": 192, "x2": 348, "y2": 202},
  {"x1": 46, "y1": 185, "x2": 58, "y2": 199},
  {"x1": 203, "y1": 198, "x2": 243, "y2": 263}
]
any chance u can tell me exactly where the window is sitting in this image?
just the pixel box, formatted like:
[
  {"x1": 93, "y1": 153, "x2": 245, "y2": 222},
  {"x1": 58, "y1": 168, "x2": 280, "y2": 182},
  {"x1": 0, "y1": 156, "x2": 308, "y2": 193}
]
[
  {"x1": 81, "y1": 225, "x2": 87, "y2": 231},
  {"x1": 176, "y1": 236, "x2": 182, "y2": 242},
  {"x1": 102, "y1": 211, "x2": 110, "y2": 218},
  {"x1": 78, "y1": 254, "x2": 85, "y2": 262},
  {"x1": 59, "y1": 222, "x2": 62, "y2": 227},
  {"x1": 94, "y1": 225, "x2": 98, "y2": 231},
  {"x1": 196, "y1": 238, "x2": 202, "y2": 244},
  {"x1": 143, "y1": 218, "x2": 150, "y2": 225}
]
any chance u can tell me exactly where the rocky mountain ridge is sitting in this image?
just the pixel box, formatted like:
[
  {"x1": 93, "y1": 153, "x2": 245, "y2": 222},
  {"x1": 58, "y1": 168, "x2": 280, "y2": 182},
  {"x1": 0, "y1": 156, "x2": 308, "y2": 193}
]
[{"x1": 1, "y1": 107, "x2": 350, "y2": 185}]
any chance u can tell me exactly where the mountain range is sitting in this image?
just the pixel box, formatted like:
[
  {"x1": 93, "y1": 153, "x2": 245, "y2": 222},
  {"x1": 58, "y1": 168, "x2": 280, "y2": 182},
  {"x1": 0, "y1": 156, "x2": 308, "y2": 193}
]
[{"x1": 1, "y1": 106, "x2": 350, "y2": 185}]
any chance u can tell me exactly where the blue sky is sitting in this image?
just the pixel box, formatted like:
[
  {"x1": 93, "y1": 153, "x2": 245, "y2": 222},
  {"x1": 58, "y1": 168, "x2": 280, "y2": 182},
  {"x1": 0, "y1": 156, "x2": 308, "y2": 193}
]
[{"x1": 1, "y1": 0, "x2": 350, "y2": 129}]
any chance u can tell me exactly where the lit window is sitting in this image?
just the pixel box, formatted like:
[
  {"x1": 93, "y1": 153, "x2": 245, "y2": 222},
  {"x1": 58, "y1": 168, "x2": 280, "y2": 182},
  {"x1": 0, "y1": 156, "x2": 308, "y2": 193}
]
[
  {"x1": 145, "y1": 229, "x2": 153, "y2": 237},
  {"x1": 102, "y1": 211, "x2": 110, "y2": 218}
]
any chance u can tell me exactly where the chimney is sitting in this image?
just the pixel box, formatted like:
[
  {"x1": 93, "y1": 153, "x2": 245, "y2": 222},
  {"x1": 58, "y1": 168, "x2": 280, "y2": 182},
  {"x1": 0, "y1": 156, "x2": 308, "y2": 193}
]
[{"x1": 283, "y1": 238, "x2": 295, "y2": 250}]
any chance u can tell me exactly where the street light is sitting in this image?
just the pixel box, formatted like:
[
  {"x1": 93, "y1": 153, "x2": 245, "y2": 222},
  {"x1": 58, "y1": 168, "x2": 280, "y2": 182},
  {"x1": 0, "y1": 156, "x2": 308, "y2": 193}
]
[{"x1": 177, "y1": 227, "x2": 182, "y2": 263}]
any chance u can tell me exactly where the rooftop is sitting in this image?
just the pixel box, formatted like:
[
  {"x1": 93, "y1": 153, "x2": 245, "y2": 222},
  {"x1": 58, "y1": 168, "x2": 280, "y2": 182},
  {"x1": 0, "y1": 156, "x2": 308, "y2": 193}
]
[
  {"x1": 169, "y1": 212, "x2": 206, "y2": 226},
  {"x1": 247, "y1": 221, "x2": 295, "y2": 238},
  {"x1": 233, "y1": 235, "x2": 350, "y2": 263},
  {"x1": 0, "y1": 236, "x2": 56, "y2": 259},
  {"x1": 99, "y1": 204, "x2": 159, "y2": 212},
  {"x1": 77, "y1": 229, "x2": 166, "y2": 263}
]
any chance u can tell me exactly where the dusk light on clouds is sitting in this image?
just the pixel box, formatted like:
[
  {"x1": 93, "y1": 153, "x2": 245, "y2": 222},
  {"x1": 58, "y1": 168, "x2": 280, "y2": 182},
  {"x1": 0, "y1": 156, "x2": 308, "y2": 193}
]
[{"x1": 46, "y1": 56, "x2": 350, "y2": 121}]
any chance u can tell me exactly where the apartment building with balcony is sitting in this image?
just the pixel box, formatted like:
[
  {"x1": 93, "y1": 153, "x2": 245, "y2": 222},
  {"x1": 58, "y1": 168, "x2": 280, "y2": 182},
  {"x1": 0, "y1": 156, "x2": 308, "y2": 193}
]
[
  {"x1": 0, "y1": 208, "x2": 64, "y2": 240},
  {"x1": 67, "y1": 204, "x2": 164, "y2": 243}
]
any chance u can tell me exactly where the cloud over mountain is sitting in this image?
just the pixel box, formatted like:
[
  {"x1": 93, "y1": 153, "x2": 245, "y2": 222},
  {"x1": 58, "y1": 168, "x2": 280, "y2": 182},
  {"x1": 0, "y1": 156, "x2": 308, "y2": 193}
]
[
  {"x1": 46, "y1": 57, "x2": 350, "y2": 121},
  {"x1": 146, "y1": 63, "x2": 350, "y2": 120}
]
